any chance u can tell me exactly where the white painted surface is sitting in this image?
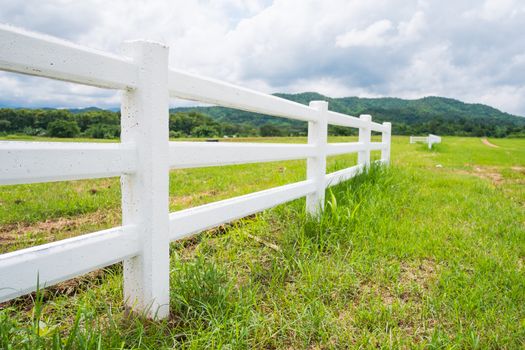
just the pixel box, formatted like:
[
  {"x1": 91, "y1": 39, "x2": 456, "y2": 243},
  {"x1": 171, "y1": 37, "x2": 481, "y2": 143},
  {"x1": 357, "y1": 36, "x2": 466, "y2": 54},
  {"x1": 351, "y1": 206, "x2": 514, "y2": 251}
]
[
  {"x1": 358, "y1": 115, "x2": 372, "y2": 167},
  {"x1": 169, "y1": 142, "x2": 315, "y2": 168},
  {"x1": 0, "y1": 25, "x2": 392, "y2": 317},
  {"x1": 120, "y1": 41, "x2": 171, "y2": 319},
  {"x1": 306, "y1": 101, "x2": 328, "y2": 215},
  {"x1": 0, "y1": 226, "x2": 138, "y2": 302},
  {"x1": 0, "y1": 142, "x2": 135, "y2": 185},
  {"x1": 0, "y1": 24, "x2": 136, "y2": 89},
  {"x1": 168, "y1": 69, "x2": 317, "y2": 122},
  {"x1": 381, "y1": 122, "x2": 392, "y2": 164},
  {"x1": 428, "y1": 134, "x2": 442, "y2": 149},
  {"x1": 327, "y1": 110, "x2": 366, "y2": 129},
  {"x1": 169, "y1": 180, "x2": 316, "y2": 241},
  {"x1": 409, "y1": 136, "x2": 428, "y2": 143},
  {"x1": 325, "y1": 164, "x2": 365, "y2": 188},
  {"x1": 326, "y1": 142, "x2": 365, "y2": 155},
  {"x1": 410, "y1": 134, "x2": 441, "y2": 149}
]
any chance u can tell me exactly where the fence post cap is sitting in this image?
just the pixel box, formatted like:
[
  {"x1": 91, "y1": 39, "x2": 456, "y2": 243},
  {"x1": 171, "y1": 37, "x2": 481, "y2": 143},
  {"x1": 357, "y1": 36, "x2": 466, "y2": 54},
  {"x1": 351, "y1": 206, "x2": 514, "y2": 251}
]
[
  {"x1": 309, "y1": 100, "x2": 329, "y2": 110},
  {"x1": 121, "y1": 39, "x2": 169, "y2": 49},
  {"x1": 359, "y1": 114, "x2": 372, "y2": 121},
  {"x1": 120, "y1": 40, "x2": 169, "y2": 60}
]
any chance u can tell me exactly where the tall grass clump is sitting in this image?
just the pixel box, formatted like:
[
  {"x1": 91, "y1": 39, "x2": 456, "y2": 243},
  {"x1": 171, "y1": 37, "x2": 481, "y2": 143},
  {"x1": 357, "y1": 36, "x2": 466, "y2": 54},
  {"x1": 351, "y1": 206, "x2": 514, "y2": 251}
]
[
  {"x1": 168, "y1": 256, "x2": 258, "y2": 348},
  {"x1": 286, "y1": 163, "x2": 398, "y2": 254}
]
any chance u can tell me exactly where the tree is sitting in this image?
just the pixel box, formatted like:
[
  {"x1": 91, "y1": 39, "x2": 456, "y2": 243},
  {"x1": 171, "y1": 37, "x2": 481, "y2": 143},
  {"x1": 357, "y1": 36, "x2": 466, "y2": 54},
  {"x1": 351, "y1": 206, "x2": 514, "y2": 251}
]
[
  {"x1": 259, "y1": 124, "x2": 283, "y2": 137},
  {"x1": 0, "y1": 119, "x2": 11, "y2": 132},
  {"x1": 47, "y1": 120, "x2": 80, "y2": 138},
  {"x1": 191, "y1": 125, "x2": 218, "y2": 138},
  {"x1": 85, "y1": 124, "x2": 120, "y2": 139}
]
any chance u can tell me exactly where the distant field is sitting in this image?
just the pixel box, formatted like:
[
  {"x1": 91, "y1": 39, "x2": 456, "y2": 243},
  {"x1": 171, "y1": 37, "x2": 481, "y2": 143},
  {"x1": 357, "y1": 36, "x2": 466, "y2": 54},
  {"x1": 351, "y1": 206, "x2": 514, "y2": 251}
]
[{"x1": 0, "y1": 136, "x2": 524, "y2": 348}]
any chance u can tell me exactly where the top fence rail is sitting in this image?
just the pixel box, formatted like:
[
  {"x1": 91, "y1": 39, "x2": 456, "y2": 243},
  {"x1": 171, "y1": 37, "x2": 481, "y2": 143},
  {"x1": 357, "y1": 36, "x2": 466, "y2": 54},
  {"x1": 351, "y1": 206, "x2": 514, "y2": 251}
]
[{"x1": 0, "y1": 24, "x2": 392, "y2": 319}]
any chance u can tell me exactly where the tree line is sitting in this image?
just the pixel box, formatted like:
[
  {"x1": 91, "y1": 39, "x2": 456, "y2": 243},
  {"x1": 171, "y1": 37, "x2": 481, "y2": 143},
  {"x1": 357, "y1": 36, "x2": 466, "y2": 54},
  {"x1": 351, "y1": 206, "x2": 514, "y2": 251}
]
[
  {"x1": 0, "y1": 106, "x2": 524, "y2": 139},
  {"x1": 0, "y1": 108, "x2": 290, "y2": 139}
]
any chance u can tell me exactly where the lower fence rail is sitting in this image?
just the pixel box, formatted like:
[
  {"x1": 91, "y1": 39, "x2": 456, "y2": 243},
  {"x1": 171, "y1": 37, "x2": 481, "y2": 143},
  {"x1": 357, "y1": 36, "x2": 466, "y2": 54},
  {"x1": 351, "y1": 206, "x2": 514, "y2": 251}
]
[
  {"x1": 169, "y1": 179, "x2": 316, "y2": 241},
  {"x1": 0, "y1": 226, "x2": 138, "y2": 302}
]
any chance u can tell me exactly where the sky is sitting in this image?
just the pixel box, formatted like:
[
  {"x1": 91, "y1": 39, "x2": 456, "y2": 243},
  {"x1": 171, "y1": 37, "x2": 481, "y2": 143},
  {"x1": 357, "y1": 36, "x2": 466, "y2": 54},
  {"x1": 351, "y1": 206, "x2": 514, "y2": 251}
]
[{"x1": 0, "y1": 0, "x2": 524, "y2": 115}]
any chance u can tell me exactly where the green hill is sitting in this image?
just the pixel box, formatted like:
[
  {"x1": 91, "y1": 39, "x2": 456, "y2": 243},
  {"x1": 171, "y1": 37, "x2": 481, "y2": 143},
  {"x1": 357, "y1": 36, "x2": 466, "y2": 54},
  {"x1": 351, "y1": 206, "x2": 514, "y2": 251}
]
[{"x1": 171, "y1": 93, "x2": 525, "y2": 137}]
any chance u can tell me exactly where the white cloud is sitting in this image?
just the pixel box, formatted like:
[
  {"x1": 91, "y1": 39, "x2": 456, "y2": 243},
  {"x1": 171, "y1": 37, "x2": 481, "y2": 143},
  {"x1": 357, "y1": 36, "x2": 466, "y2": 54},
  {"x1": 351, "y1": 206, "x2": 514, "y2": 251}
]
[
  {"x1": 335, "y1": 20, "x2": 393, "y2": 48},
  {"x1": 0, "y1": 0, "x2": 524, "y2": 115},
  {"x1": 397, "y1": 11, "x2": 426, "y2": 41},
  {"x1": 472, "y1": 86, "x2": 525, "y2": 116},
  {"x1": 464, "y1": 0, "x2": 524, "y2": 21},
  {"x1": 334, "y1": 11, "x2": 426, "y2": 49}
]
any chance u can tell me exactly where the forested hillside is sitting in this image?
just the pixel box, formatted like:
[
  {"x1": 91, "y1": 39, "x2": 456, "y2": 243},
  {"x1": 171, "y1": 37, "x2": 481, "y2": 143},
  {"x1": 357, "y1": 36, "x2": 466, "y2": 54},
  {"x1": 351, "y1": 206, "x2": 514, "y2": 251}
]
[
  {"x1": 173, "y1": 93, "x2": 525, "y2": 137},
  {"x1": 1, "y1": 94, "x2": 523, "y2": 138}
]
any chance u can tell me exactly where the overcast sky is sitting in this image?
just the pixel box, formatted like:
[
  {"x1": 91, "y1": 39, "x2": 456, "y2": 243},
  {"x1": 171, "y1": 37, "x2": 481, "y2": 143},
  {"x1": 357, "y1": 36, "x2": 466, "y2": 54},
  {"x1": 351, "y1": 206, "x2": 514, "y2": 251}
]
[{"x1": 0, "y1": 0, "x2": 524, "y2": 115}]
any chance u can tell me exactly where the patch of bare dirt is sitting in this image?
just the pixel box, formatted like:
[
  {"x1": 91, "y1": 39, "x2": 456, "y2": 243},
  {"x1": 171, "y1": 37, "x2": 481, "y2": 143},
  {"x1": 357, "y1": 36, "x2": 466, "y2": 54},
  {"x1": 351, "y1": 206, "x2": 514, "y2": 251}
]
[
  {"x1": 337, "y1": 259, "x2": 440, "y2": 342},
  {"x1": 70, "y1": 178, "x2": 117, "y2": 194},
  {"x1": 481, "y1": 138, "x2": 499, "y2": 148},
  {"x1": 472, "y1": 166, "x2": 504, "y2": 185},
  {"x1": 170, "y1": 190, "x2": 220, "y2": 208},
  {"x1": 453, "y1": 166, "x2": 505, "y2": 186},
  {"x1": 0, "y1": 209, "x2": 120, "y2": 253},
  {"x1": 511, "y1": 166, "x2": 525, "y2": 175},
  {"x1": 399, "y1": 259, "x2": 438, "y2": 291},
  {"x1": 356, "y1": 259, "x2": 439, "y2": 307}
]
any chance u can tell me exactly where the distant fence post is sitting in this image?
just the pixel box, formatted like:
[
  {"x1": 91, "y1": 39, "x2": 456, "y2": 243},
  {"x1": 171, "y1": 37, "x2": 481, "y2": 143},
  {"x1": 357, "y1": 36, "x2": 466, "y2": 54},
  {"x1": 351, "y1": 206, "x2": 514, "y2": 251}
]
[
  {"x1": 306, "y1": 100, "x2": 328, "y2": 216},
  {"x1": 120, "y1": 40, "x2": 170, "y2": 319},
  {"x1": 381, "y1": 122, "x2": 391, "y2": 164},
  {"x1": 358, "y1": 114, "x2": 372, "y2": 167},
  {"x1": 428, "y1": 134, "x2": 441, "y2": 149}
]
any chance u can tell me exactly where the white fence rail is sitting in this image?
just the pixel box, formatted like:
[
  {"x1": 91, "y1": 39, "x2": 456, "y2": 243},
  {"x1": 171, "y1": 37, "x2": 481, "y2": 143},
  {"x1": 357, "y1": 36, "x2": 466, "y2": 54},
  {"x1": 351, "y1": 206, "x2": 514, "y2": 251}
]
[
  {"x1": 410, "y1": 134, "x2": 441, "y2": 149},
  {"x1": 0, "y1": 25, "x2": 392, "y2": 319}
]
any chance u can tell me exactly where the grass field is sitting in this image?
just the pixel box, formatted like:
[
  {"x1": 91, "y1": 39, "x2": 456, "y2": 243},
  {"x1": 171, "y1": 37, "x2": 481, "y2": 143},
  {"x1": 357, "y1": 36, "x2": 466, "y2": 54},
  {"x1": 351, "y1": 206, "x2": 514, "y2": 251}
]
[{"x1": 0, "y1": 136, "x2": 524, "y2": 349}]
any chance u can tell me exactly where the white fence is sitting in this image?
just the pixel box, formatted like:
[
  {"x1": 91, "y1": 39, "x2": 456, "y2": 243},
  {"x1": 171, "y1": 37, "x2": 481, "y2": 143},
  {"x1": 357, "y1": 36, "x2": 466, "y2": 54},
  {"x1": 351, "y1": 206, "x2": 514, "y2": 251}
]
[
  {"x1": 0, "y1": 25, "x2": 391, "y2": 319},
  {"x1": 410, "y1": 134, "x2": 441, "y2": 149}
]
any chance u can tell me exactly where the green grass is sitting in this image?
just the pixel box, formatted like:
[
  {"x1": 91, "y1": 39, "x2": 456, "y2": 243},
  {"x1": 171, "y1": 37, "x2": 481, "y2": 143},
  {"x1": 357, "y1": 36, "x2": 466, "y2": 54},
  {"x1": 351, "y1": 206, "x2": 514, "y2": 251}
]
[{"x1": 0, "y1": 136, "x2": 524, "y2": 348}]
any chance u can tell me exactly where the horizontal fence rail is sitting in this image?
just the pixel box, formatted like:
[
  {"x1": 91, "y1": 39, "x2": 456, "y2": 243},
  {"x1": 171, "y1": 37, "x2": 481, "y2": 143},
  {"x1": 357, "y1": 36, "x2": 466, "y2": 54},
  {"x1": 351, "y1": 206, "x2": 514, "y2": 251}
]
[
  {"x1": 410, "y1": 134, "x2": 441, "y2": 149},
  {"x1": 168, "y1": 69, "x2": 318, "y2": 123},
  {"x1": 0, "y1": 226, "x2": 138, "y2": 301},
  {"x1": 169, "y1": 142, "x2": 316, "y2": 168},
  {"x1": 0, "y1": 24, "x2": 392, "y2": 319},
  {"x1": 0, "y1": 142, "x2": 136, "y2": 185},
  {"x1": 169, "y1": 180, "x2": 316, "y2": 241},
  {"x1": 0, "y1": 25, "x2": 137, "y2": 89}
]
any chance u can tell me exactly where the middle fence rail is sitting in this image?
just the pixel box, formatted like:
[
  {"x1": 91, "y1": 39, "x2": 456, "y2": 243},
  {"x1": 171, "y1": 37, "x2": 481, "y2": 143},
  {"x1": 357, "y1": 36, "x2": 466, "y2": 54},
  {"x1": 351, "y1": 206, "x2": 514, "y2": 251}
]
[{"x1": 0, "y1": 24, "x2": 392, "y2": 319}]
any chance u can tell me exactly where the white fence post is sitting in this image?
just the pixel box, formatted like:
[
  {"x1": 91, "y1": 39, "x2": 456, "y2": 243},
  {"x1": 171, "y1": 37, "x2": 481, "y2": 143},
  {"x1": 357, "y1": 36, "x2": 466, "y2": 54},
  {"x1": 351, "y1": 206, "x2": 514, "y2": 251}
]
[
  {"x1": 358, "y1": 114, "x2": 372, "y2": 167},
  {"x1": 428, "y1": 134, "x2": 441, "y2": 149},
  {"x1": 306, "y1": 100, "x2": 328, "y2": 216},
  {"x1": 381, "y1": 122, "x2": 391, "y2": 165},
  {"x1": 120, "y1": 40, "x2": 170, "y2": 319}
]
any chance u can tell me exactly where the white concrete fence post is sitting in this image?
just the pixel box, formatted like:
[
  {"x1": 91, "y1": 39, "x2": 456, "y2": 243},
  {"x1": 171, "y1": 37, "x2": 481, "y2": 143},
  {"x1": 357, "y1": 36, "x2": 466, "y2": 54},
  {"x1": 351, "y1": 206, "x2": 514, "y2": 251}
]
[
  {"x1": 381, "y1": 122, "x2": 392, "y2": 164},
  {"x1": 306, "y1": 100, "x2": 328, "y2": 216},
  {"x1": 120, "y1": 40, "x2": 170, "y2": 319},
  {"x1": 358, "y1": 114, "x2": 372, "y2": 167}
]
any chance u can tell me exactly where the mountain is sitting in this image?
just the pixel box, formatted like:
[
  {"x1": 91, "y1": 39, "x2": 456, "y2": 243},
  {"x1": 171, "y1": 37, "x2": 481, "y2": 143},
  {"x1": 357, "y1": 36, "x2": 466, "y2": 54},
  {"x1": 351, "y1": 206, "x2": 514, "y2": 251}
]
[
  {"x1": 170, "y1": 93, "x2": 525, "y2": 137},
  {"x1": 67, "y1": 107, "x2": 107, "y2": 114}
]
